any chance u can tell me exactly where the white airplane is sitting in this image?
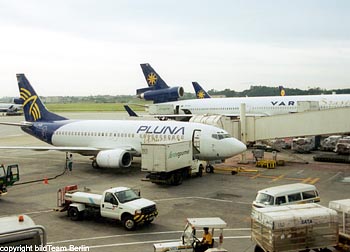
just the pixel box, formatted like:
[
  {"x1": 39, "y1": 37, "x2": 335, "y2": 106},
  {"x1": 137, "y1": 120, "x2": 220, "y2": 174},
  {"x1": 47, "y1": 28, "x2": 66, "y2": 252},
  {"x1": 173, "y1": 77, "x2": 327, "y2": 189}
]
[
  {"x1": 153, "y1": 92, "x2": 350, "y2": 117},
  {"x1": 137, "y1": 66, "x2": 350, "y2": 117},
  {"x1": 0, "y1": 102, "x2": 22, "y2": 114},
  {"x1": 0, "y1": 74, "x2": 247, "y2": 169}
]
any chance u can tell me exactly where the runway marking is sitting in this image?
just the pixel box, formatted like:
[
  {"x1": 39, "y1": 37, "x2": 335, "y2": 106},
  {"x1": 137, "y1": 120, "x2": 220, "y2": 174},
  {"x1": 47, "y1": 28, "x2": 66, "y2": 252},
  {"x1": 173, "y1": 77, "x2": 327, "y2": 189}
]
[
  {"x1": 302, "y1": 177, "x2": 312, "y2": 183},
  {"x1": 23, "y1": 210, "x2": 54, "y2": 215},
  {"x1": 48, "y1": 228, "x2": 251, "y2": 245},
  {"x1": 0, "y1": 134, "x2": 25, "y2": 138},
  {"x1": 155, "y1": 196, "x2": 233, "y2": 203},
  {"x1": 0, "y1": 209, "x2": 53, "y2": 218},
  {"x1": 326, "y1": 172, "x2": 342, "y2": 182},
  {"x1": 271, "y1": 174, "x2": 285, "y2": 182},
  {"x1": 309, "y1": 177, "x2": 320, "y2": 184}
]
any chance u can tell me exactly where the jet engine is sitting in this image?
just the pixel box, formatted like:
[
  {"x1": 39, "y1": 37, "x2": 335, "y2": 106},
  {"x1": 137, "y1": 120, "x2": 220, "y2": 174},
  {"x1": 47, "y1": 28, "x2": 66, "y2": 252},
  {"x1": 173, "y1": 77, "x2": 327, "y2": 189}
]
[
  {"x1": 96, "y1": 149, "x2": 132, "y2": 168},
  {"x1": 137, "y1": 86, "x2": 184, "y2": 104}
]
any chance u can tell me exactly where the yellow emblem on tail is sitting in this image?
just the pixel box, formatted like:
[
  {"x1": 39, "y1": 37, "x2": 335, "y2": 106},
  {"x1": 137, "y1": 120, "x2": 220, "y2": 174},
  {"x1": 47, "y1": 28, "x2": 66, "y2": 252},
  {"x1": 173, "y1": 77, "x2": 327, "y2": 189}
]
[
  {"x1": 20, "y1": 88, "x2": 41, "y2": 121},
  {"x1": 197, "y1": 90, "x2": 206, "y2": 99},
  {"x1": 147, "y1": 73, "x2": 157, "y2": 86},
  {"x1": 280, "y1": 89, "x2": 285, "y2": 96}
]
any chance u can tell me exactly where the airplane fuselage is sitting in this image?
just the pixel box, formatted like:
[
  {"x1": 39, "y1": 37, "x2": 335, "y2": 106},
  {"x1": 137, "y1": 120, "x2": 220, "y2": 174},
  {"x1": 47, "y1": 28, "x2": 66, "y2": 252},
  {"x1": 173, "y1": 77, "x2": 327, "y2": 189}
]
[
  {"x1": 23, "y1": 120, "x2": 246, "y2": 161},
  {"x1": 162, "y1": 94, "x2": 350, "y2": 116}
]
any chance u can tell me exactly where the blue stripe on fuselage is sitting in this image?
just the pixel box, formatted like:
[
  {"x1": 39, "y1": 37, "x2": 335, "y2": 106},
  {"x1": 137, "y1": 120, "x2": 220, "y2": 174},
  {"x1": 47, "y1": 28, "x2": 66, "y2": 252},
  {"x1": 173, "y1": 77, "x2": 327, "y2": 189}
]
[{"x1": 21, "y1": 120, "x2": 74, "y2": 145}]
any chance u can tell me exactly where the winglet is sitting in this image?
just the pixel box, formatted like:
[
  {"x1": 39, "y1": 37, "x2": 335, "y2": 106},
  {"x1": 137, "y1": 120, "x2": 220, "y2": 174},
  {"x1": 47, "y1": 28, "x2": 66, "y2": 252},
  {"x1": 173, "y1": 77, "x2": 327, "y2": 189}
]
[{"x1": 123, "y1": 105, "x2": 138, "y2": 117}]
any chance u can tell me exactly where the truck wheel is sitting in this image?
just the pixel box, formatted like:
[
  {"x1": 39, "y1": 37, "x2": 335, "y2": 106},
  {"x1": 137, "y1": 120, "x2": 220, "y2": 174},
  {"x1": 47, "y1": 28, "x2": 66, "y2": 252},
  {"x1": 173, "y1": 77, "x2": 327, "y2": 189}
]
[
  {"x1": 254, "y1": 245, "x2": 264, "y2": 252},
  {"x1": 68, "y1": 207, "x2": 82, "y2": 221},
  {"x1": 197, "y1": 165, "x2": 203, "y2": 177},
  {"x1": 206, "y1": 165, "x2": 213, "y2": 173},
  {"x1": 122, "y1": 215, "x2": 136, "y2": 231},
  {"x1": 172, "y1": 173, "x2": 183, "y2": 186}
]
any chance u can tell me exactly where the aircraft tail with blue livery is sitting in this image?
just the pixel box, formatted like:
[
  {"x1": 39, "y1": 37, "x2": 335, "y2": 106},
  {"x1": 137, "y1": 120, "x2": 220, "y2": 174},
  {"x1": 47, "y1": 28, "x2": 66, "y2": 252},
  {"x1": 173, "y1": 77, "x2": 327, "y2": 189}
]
[
  {"x1": 137, "y1": 63, "x2": 184, "y2": 104},
  {"x1": 17, "y1": 74, "x2": 67, "y2": 122},
  {"x1": 192, "y1": 82, "x2": 211, "y2": 99}
]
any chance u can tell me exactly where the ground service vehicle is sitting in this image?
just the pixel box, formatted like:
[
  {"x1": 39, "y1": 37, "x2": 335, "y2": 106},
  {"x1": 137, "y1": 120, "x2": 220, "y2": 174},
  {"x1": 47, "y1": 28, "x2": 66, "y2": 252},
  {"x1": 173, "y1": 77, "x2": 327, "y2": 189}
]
[
  {"x1": 253, "y1": 183, "x2": 320, "y2": 208},
  {"x1": 329, "y1": 199, "x2": 350, "y2": 250},
  {"x1": 335, "y1": 136, "x2": 350, "y2": 154},
  {"x1": 0, "y1": 164, "x2": 19, "y2": 196},
  {"x1": 0, "y1": 215, "x2": 46, "y2": 250},
  {"x1": 153, "y1": 217, "x2": 228, "y2": 252},
  {"x1": 251, "y1": 203, "x2": 338, "y2": 252},
  {"x1": 141, "y1": 141, "x2": 206, "y2": 185},
  {"x1": 320, "y1": 135, "x2": 342, "y2": 151},
  {"x1": 57, "y1": 185, "x2": 158, "y2": 231},
  {"x1": 292, "y1": 137, "x2": 314, "y2": 153}
]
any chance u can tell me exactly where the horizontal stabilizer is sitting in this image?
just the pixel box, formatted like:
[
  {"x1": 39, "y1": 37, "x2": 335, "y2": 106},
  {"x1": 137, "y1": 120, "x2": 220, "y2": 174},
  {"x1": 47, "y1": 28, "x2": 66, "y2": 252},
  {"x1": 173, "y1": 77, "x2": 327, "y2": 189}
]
[{"x1": 0, "y1": 121, "x2": 33, "y2": 127}]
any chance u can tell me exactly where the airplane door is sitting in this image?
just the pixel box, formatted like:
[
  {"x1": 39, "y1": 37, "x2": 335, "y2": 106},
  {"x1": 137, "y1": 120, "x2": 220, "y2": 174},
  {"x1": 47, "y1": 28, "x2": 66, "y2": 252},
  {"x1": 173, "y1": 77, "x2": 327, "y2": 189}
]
[
  {"x1": 175, "y1": 105, "x2": 180, "y2": 114},
  {"x1": 192, "y1": 130, "x2": 201, "y2": 155}
]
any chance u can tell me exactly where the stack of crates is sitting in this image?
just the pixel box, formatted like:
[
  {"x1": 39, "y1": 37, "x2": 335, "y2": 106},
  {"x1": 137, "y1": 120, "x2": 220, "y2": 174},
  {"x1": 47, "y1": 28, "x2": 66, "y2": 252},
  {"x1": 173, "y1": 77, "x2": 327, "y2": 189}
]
[{"x1": 251, "y1": 203, "x2": 338, "y2": 251}]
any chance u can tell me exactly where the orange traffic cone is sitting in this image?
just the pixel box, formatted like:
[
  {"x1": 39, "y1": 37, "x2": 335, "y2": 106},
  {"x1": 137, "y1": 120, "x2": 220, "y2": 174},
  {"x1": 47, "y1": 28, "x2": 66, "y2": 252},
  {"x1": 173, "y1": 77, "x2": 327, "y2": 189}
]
[{"x1": 43, "y1": 177, "x2": 49, "y2": 184}]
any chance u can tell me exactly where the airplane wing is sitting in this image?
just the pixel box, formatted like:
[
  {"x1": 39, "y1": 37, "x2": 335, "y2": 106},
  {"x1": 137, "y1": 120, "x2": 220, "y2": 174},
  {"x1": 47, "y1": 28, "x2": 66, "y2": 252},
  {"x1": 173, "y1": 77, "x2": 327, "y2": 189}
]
[{"x1": 0, "y1": 146, "x2": 137, "y2": 156}]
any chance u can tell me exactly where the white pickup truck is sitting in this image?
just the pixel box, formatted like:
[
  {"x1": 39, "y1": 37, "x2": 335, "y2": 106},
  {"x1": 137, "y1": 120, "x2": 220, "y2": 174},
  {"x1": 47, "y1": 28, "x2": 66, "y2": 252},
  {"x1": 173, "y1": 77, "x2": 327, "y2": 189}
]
[{"x1": 57, "y1": 185, "x2": 158, "y2": 230}]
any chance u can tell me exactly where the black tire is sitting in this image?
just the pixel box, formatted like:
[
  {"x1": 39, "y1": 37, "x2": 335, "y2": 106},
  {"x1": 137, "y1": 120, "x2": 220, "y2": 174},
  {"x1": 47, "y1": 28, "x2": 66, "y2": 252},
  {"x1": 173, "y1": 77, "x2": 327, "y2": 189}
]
[
  {"x1": 254, "y1": 245, "x2": 264, "y2": 252},
  {"x1": 205, "y1": 165, "x2": 213, "y2": 173},
  {"x1": 68, "y1": 207, "x2": 82, "y2": 221},
  {"x1": 92, "y1": 160, "x2": 99, "y2": 169},
  {"x1": 197, "y1": 165, "x2": 203, "y2": 177},
  {"x1": 122, "y1": 215, "x2": 136, "y2": 231},
  {"x1": 174, "y1": 172, "x2": 183, "y2": 185}
]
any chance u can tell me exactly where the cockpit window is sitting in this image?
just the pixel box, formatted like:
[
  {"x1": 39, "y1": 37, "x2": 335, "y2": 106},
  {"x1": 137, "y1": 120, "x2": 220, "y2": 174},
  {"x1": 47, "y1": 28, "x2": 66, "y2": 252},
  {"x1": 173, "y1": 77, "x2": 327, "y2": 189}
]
[{"x1": 212, "y1": 133, "x2": 232, "y2": 140}]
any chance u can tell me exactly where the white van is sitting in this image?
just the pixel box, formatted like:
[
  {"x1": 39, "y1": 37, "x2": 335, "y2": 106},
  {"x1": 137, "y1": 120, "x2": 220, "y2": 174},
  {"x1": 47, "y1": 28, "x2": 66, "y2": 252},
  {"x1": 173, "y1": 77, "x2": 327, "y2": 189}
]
[{"x1": 253, "y1": 183, "x2": 320, "y2": 208}]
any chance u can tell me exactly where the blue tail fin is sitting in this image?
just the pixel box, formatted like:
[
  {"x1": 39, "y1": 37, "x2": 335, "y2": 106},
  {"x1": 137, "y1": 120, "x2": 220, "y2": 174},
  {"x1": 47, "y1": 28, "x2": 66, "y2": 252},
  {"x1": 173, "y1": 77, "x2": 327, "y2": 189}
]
[
  {"x1": 17, "y1": 74, "x2": 67, "y2": 122},
  {"x1": 192, "y1": 82, "x2": 211, "y2": 98},
  {"x1": 140, "y1": 63, "x2": 169, "y2": 89},
  {"x1": 279, "y1": 86, "x2": 286, "y2": 96}
]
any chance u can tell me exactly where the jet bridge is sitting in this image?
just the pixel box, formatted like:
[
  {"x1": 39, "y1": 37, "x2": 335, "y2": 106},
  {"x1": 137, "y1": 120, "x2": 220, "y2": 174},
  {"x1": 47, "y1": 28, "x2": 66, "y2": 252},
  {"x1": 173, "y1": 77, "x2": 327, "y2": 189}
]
[
  {"x1": 190, "y1": 107, "x2": 350, "y2": 142},
  {"x1": 247, "y1": 107, "x2": 350, "y2": 141}
]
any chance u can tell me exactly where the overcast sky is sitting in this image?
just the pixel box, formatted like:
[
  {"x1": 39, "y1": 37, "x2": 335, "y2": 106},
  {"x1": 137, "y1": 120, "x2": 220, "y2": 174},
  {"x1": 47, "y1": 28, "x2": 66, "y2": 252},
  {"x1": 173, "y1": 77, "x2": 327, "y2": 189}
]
[{"x1": 1, "y1": 0, "x2": 350, "y2": 97}]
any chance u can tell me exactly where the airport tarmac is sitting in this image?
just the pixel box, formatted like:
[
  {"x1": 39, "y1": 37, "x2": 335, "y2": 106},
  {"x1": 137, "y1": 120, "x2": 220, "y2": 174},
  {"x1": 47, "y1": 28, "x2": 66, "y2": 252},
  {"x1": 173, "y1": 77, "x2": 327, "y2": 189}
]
[{"x1": 0, "y1": 113, "x2": 349, "y2": 252}]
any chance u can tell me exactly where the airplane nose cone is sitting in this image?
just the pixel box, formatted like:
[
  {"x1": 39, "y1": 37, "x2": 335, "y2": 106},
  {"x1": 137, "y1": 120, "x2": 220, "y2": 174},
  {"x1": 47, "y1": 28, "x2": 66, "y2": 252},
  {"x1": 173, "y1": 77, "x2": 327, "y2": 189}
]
[{"x1": 231, "y1": 138, "x2": 247, "y2": 156}]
